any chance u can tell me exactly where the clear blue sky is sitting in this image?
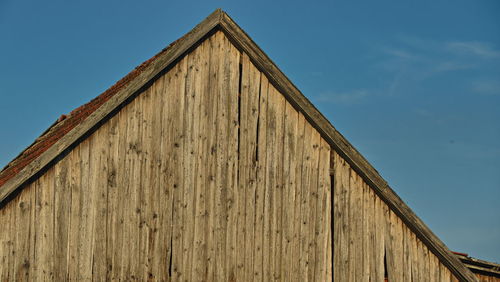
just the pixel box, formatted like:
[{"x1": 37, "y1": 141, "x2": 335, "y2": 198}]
[{"x1": 1, "y1": 0, "x2": 499, "y2": 262}]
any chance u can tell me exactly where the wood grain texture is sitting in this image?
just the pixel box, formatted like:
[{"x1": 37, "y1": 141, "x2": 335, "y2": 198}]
[
  {"x1": 474, "y1": 273, "x2": 500, "y2": 282},
  {"x1": 12, "y1": 173, "x2": 33, "y2": 281},
  {"x1": 0, "y1": 198, "x2": 11, "y2": 281},
  {"x1": 204, "y1": 33, "x2": 219, "y2": 281},
  {"x1": 253, "y1": 73, "x2": 269, "y2": 282},
  {"x1": 292, "y1": 112, "x2": 306, "y2": 281},
  {"x1": 282, "y1": 101, "x2": 298, "y2": 282},
  {"x1": 240, "y1": 52, "x2": 261, "y2": 282}
]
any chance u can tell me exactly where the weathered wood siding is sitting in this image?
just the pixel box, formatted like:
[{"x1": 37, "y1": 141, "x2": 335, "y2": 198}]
[
  {"x1": 0, "y1": 31, "x2": 332, "y2": 281},
  {"x1": 332, "y1": 150, "x2": 460, "y2": 281},
  {"x1": 474, "y1": 273, "x2": 500, "y2": 282}
]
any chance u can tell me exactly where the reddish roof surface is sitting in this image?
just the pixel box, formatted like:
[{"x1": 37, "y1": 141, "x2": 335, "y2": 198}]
[{"x1": 0, "y1": 36, "x2": 185, "y2": 189}]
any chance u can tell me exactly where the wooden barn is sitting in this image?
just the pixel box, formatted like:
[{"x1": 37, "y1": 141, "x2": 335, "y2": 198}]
[{"x1": 0, "y1": 9, "x2": 495, "y2": 281}]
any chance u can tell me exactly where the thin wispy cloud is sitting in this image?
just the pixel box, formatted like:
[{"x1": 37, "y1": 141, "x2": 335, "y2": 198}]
[
  {"x1": 432, "y1": 61, "x2": 473, "y2": 72},
  {"x1": 471, "y1": 79, "x2": 500, "y2": 96},
  {"x1": 380, "y1": 36, "x2": 500, "y2": 68},
  {"x1": 315, "y1": 89, "x2": 370, "y2": 105},
  {"x1": 447, "y1": 41, "x2": 500, "y2": 58},
  {"x1": 413, "y1": 108, "x2": 463, "y2": 126},
  {"x1": 379, "y1": 39, "x2": 483, "y2": 74},
  {"x1": 382, "y1": 47, "x2": 419, "y2": 61},
  {"x1": 373, "y1": 36, "x2": 500, "y2": 97}
]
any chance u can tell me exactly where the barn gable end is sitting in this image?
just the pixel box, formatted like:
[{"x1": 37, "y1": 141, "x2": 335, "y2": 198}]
[{"x1": 0, "y1": 9, "x2": 477, "y2": 281}]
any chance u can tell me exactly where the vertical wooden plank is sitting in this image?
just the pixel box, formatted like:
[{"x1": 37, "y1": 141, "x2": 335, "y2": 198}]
[
  {"x1": 119, "y1": 85, "x2": 142, "y2": 280},
  {"x1": 439, "y1": 263, "x2": 447, "y2": 282},
  {"x1": 182, "y1": 38, "x2": 203, "y2": 281},
  {"x1": 314, "y1": 139, "x2": 331, "y2": 282},
  {"x1": 333, "y1": 151, "x2": 351, "y2": 282},
  {"x1": 29, "y1": 180, "x2": 37, "y2": 280},
  {"x1": 281, "y1": 102, "x2": 298, "y2": 282},
  {"x1": 204, "y1": 32, "x2": 221, "y2": 281},
  {"x1": 263, "y1": 85, "x2": 276, "y2": 281},
  {"x1": 382, "y1": 200, "x2": 392, "y2": 282},
  {"x1": 146, "y1": 60, "x2": 170, "y2": 281},
  {"x1": 6, "y1": 194, "x2": 15, "y2": 279},
  {"x1": 362, "y1": 182, "x2": 373, "y2": 282},
  {"x1": 53, "y1": 155, "x2": 71, "y2": 281},
  {"x1": 118, "y1": 94, "x2": 136, "y2": 280},
  {"x1": 385, "y1": 208, "x2": 394, "y2": 281},
  {"x1": 440, "y1": 263, "x2": 452, "y2": 282},
  {"x1": 170, "y1": 56, "x2": 188, "y2": 281},
  {"x1": 240, "y1": 53, "x2": 261, "y2": 282},
  {"x1": 402, "y1": 225, "x2": 412, "y2": 282},
  {"x1": 253, "y1": 74, "x2": 269, "y2": 281},
  {"x1": 109, "y1": 107, "x2": 128, "y2": 281},
  {"x1": 291, "y1": 113, "x2": 306, "y2": 281},
  {"x1": 12, "y1": 181, "x2": 33, "y2": 280},
  {"x1": 191, "y1": 38, "x2": 212, "y2": 281},
  {"x1": 332, "y1": 151, "x2": 340, "y2": 282},
  {"x1": 367, "y1": 184, "x2": 378, "y2": 282},
  {"x1": 214, "y1": 32, "x2": 230, "y2": 282},
  {"x1": 349, "y1": 170, "x2": 362, "y2": 281},
  {"x1": 421, "y1": 242, "x2": 431, "y2": 282},
  {"x1": 135, "y1": 89, "x2": 149, "y2": 280},
  {"x1": 448, "y1": 266, "x2": 457, "y2": 282},
  {"x1": 133, "y1": 91, "x2": 145, "y2": 280},
  {"x1": 359, "y1": 180, "x2": 368, "y2": 282},
  {"x1": 180, "y1": 40, "x2": 201, "y2": 282},
  {"x1": 268, "y1": 85, "x2": 285, "y2": 281},
  {"x1": 325, "y1": 158, "x2": 333, "y2": 282},
  {"x1": 91, "y1": 122, "x2": 110, "y2": 280},
  {"x1": 298, "y1": 122, "x2": 314, "y2": 282},
  {"x1": 34, "y1": 169, "x2": 55, "y2": 281},
  {"x1": 113, "y1": 107, "x2": 129, "y2": 282},
  {"x1": 235, "y1": 52, "x2": 247, "y2": 282},
  {"x1": 225, "y1": 36, "x2": 241, "y2": 282},
  {"x1": 306, "y1": 129, "x2": 320, "y2": 282},
  {"x1": 388, "y1": 210, "x2": 404, "y2": 281},
  {"x1": 417, "y1": 239, "x2": 425, "y2": 282},
  {"x1": 78, "y1": 138, "x2": 94, "y2": 280},
  {"x1": 347, "y1": 166, "x2": 357, "y2": 282},
  {"x1": 0, "y1": 199, "x2": 11, "y2": 280},
  {"x1": 137, "y1": 85, "x2": 155, "y2": 281},
  {"x1": 397, "y1": 214, "x2": 406, "y2": 281},
  {"x1": 199, "y1": 35, "x2": 218, "y2": 281},
  {"x1": 429, "y1": 251, "x2": 439, "y2": 282},
  {"x1": 148, "y1": 55, "x2": 170, "y2": 281},
  {"x1": 105, "y1": 111, "x2": 120, "y2": 281},
  {"x1": 374, "y1": 193, "x2": 386, "y2": 282},
  {"x1": 374, "y1": 187, "x2": 381, "y2": 282},
  {"x1": 277, "y1": 89, "x2": 286, "y2": 282},
  {"x1": 411, "y1": 232, "x2": 421, "y2": 282},
  {"x1": 67, "y1": 145, "x2": 81, "y2": 280}
]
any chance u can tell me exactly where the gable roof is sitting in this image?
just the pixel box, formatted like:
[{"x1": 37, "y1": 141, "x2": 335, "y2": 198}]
[{"x1": 0, "y1": 9, "x2": 477, "y2": 281}]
